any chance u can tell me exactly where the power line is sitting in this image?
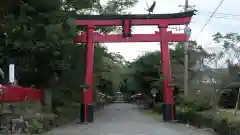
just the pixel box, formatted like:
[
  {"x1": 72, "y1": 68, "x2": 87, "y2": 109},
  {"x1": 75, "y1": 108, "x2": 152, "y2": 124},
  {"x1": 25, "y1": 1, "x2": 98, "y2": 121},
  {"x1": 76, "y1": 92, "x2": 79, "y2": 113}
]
[
  {"x1": 197, "y1": 10, "x2": 240, "y2": 17},
  {"x1": 190, "y1": 9, "x2": 240, "y2": 20},
  {"x1": 199, "y1": 0, "x2": 225, "y2": 32},
  {"x1": 196, "y1": 12, "x2": 240, "y2": 20},
  {"x1": 197, "y1": 15, "x2": 240, "y2": 20}
]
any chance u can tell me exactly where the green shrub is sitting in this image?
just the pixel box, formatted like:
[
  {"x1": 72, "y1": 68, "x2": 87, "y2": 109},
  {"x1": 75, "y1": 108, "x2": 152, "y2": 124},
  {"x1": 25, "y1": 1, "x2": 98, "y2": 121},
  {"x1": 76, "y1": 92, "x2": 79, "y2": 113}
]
[
  {"x1": 179, "y1": 100, "x2": 212, "y2": 111},
  {"x1": 175, "y1": 109, "x2": 240, "y2": 135},
  {"x1": 154, "y1": 102, "x2": 163, "y2": 113},
  {"x1": 28, "y1": 119, "x2": 45, "y2": 134}
]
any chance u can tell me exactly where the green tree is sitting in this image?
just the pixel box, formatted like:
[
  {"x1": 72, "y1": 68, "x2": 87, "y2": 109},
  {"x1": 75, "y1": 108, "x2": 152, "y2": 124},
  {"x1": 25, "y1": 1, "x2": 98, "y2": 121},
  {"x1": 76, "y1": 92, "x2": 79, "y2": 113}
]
[
  {"x1": 213, "y1": 32, "x2": 240, "y2": 112},
  {"x1": 125, "y1": 42, "x2": 209, "y2": 98},
  {"x1": 213, "y1": 32, "x2": 240, "y2": 63},
  {"x1": 0, "y1": 0, "x2": 138, "y2": 112}
]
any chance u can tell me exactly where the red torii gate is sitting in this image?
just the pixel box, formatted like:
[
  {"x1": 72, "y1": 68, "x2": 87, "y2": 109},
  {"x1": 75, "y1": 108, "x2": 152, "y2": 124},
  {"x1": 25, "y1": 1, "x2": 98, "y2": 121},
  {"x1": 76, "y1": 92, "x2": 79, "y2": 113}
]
[{"x1": 73, "y1": 10, "x2": 195, "y2": 123}]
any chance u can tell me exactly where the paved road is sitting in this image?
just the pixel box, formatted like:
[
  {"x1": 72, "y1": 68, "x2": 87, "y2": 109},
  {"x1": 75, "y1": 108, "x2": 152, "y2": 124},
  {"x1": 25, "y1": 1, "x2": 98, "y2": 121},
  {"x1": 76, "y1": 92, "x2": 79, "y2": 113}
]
[{"x1": 43, "y1": 103, "x2": 214, "y2": 135}]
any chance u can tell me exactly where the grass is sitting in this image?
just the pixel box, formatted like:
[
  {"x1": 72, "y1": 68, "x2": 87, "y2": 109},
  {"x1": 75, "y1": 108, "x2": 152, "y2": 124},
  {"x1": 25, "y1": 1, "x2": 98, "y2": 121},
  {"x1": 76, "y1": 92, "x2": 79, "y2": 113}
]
[
  {"x1": 142, "y1": 110, "x2": 163, "y2": 121},
  {"x1": 216, "y1": 109, "x2": 240, "y2": 123},
  {"x1": 191, "y1": 108, "x2": 240, "y2": 124}
]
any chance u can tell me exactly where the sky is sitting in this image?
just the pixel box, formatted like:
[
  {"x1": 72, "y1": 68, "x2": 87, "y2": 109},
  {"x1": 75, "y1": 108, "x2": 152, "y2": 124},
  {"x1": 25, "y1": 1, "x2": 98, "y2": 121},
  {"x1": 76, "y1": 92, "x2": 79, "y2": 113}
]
[{"x1": 100, "y1": 0, "x2": 240, "y2": 62}]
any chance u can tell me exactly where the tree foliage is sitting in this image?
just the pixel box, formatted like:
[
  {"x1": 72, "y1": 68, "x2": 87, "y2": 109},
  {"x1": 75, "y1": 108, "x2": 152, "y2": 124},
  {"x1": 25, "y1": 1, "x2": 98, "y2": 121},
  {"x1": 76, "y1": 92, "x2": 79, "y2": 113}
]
[
  {"x1": 125, "y1": 42, "x2": 209, "y2": 98},
  {"x1": 0, "y1": 0, "x2": 138, "y2": 108},
  {"x1": 213, "y1": 32, "x2": 240, "y2": 63},
  {"x1": 213, "y1": 32, "x2": 240, "y2": 109}
]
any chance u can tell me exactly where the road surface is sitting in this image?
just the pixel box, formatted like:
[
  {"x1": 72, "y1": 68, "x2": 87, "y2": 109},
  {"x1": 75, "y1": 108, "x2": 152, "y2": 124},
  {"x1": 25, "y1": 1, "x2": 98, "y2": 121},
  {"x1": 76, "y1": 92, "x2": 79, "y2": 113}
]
[{"x1": 43, "y1": 103, "x2": 214, "y2": 135}]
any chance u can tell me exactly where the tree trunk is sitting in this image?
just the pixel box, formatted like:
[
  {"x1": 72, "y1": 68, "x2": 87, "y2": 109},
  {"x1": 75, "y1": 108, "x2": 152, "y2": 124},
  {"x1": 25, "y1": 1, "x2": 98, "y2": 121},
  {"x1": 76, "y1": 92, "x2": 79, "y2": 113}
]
[
  {"x1": 234, "y1": 88, "x2": 240, "y2": 116},
  {"x1": 41, "y1": 90, "x2": 52, "y2": 112}
]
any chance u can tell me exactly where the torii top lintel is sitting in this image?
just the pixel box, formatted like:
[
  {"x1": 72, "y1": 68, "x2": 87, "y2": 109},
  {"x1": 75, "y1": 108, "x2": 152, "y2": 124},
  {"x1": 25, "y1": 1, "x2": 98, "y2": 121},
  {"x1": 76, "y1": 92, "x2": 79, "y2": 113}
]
[{"x1": 75, "y1": 10, "x2": 195, "y2": 26}]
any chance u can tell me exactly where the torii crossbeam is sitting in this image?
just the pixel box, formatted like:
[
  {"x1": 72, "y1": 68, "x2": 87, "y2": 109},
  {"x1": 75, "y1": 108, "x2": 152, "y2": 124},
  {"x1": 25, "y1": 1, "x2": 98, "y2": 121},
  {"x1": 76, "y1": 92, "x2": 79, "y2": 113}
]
[{"x1": 73, "y1": 10, "x2": 195, "y2": 123}]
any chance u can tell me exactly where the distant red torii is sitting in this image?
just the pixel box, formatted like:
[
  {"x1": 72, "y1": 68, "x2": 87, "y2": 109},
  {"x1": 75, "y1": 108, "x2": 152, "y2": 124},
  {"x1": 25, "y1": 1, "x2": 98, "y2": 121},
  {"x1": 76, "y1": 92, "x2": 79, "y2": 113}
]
[{"x1": 73, "y1": 10, "x2": 195, "y2": 123}]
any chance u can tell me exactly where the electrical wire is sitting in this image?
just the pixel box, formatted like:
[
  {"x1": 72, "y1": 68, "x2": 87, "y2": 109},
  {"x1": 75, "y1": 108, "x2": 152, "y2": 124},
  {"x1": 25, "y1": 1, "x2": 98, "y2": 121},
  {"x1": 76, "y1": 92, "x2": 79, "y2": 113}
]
[
  {"x1": 187, "y1": 5, "x2": 240, "y2": 57},
  {"x1": 199, "y1": 0, "x2": 226, "y2": 32},
  {"x1": 197, "y1": 10, "x2": 240, "y2": 17},
  {"x1": 196, "y1": 13, "x2": 240, "y2": 20}
]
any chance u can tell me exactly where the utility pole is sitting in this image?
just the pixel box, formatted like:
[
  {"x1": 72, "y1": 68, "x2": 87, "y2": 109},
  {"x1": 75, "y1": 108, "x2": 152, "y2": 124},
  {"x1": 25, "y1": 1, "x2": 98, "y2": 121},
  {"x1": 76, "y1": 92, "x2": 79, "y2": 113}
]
[{"x1": 179, "y1": 0, "x2": 194, "y2": 98}]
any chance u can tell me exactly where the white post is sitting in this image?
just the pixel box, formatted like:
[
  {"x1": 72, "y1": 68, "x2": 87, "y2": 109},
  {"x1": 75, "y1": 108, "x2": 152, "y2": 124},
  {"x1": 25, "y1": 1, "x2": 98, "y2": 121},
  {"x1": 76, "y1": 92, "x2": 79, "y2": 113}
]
[{"x1": 9, "y1": 63, "x2": 15, "y2": 84}]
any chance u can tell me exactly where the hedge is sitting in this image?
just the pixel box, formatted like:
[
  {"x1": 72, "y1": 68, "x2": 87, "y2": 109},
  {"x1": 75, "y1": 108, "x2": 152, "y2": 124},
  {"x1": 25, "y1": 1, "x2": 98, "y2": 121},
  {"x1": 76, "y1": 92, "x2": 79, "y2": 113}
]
[
  {"x1": 175, "y1": 110, "x2": 240, "y2": 135},
  {"x1": 154, "y1": 99, "x2": 212, "y2": 114},
  {"x1": 153, "y1": 99, "x2": 240, "y2": 135}
]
